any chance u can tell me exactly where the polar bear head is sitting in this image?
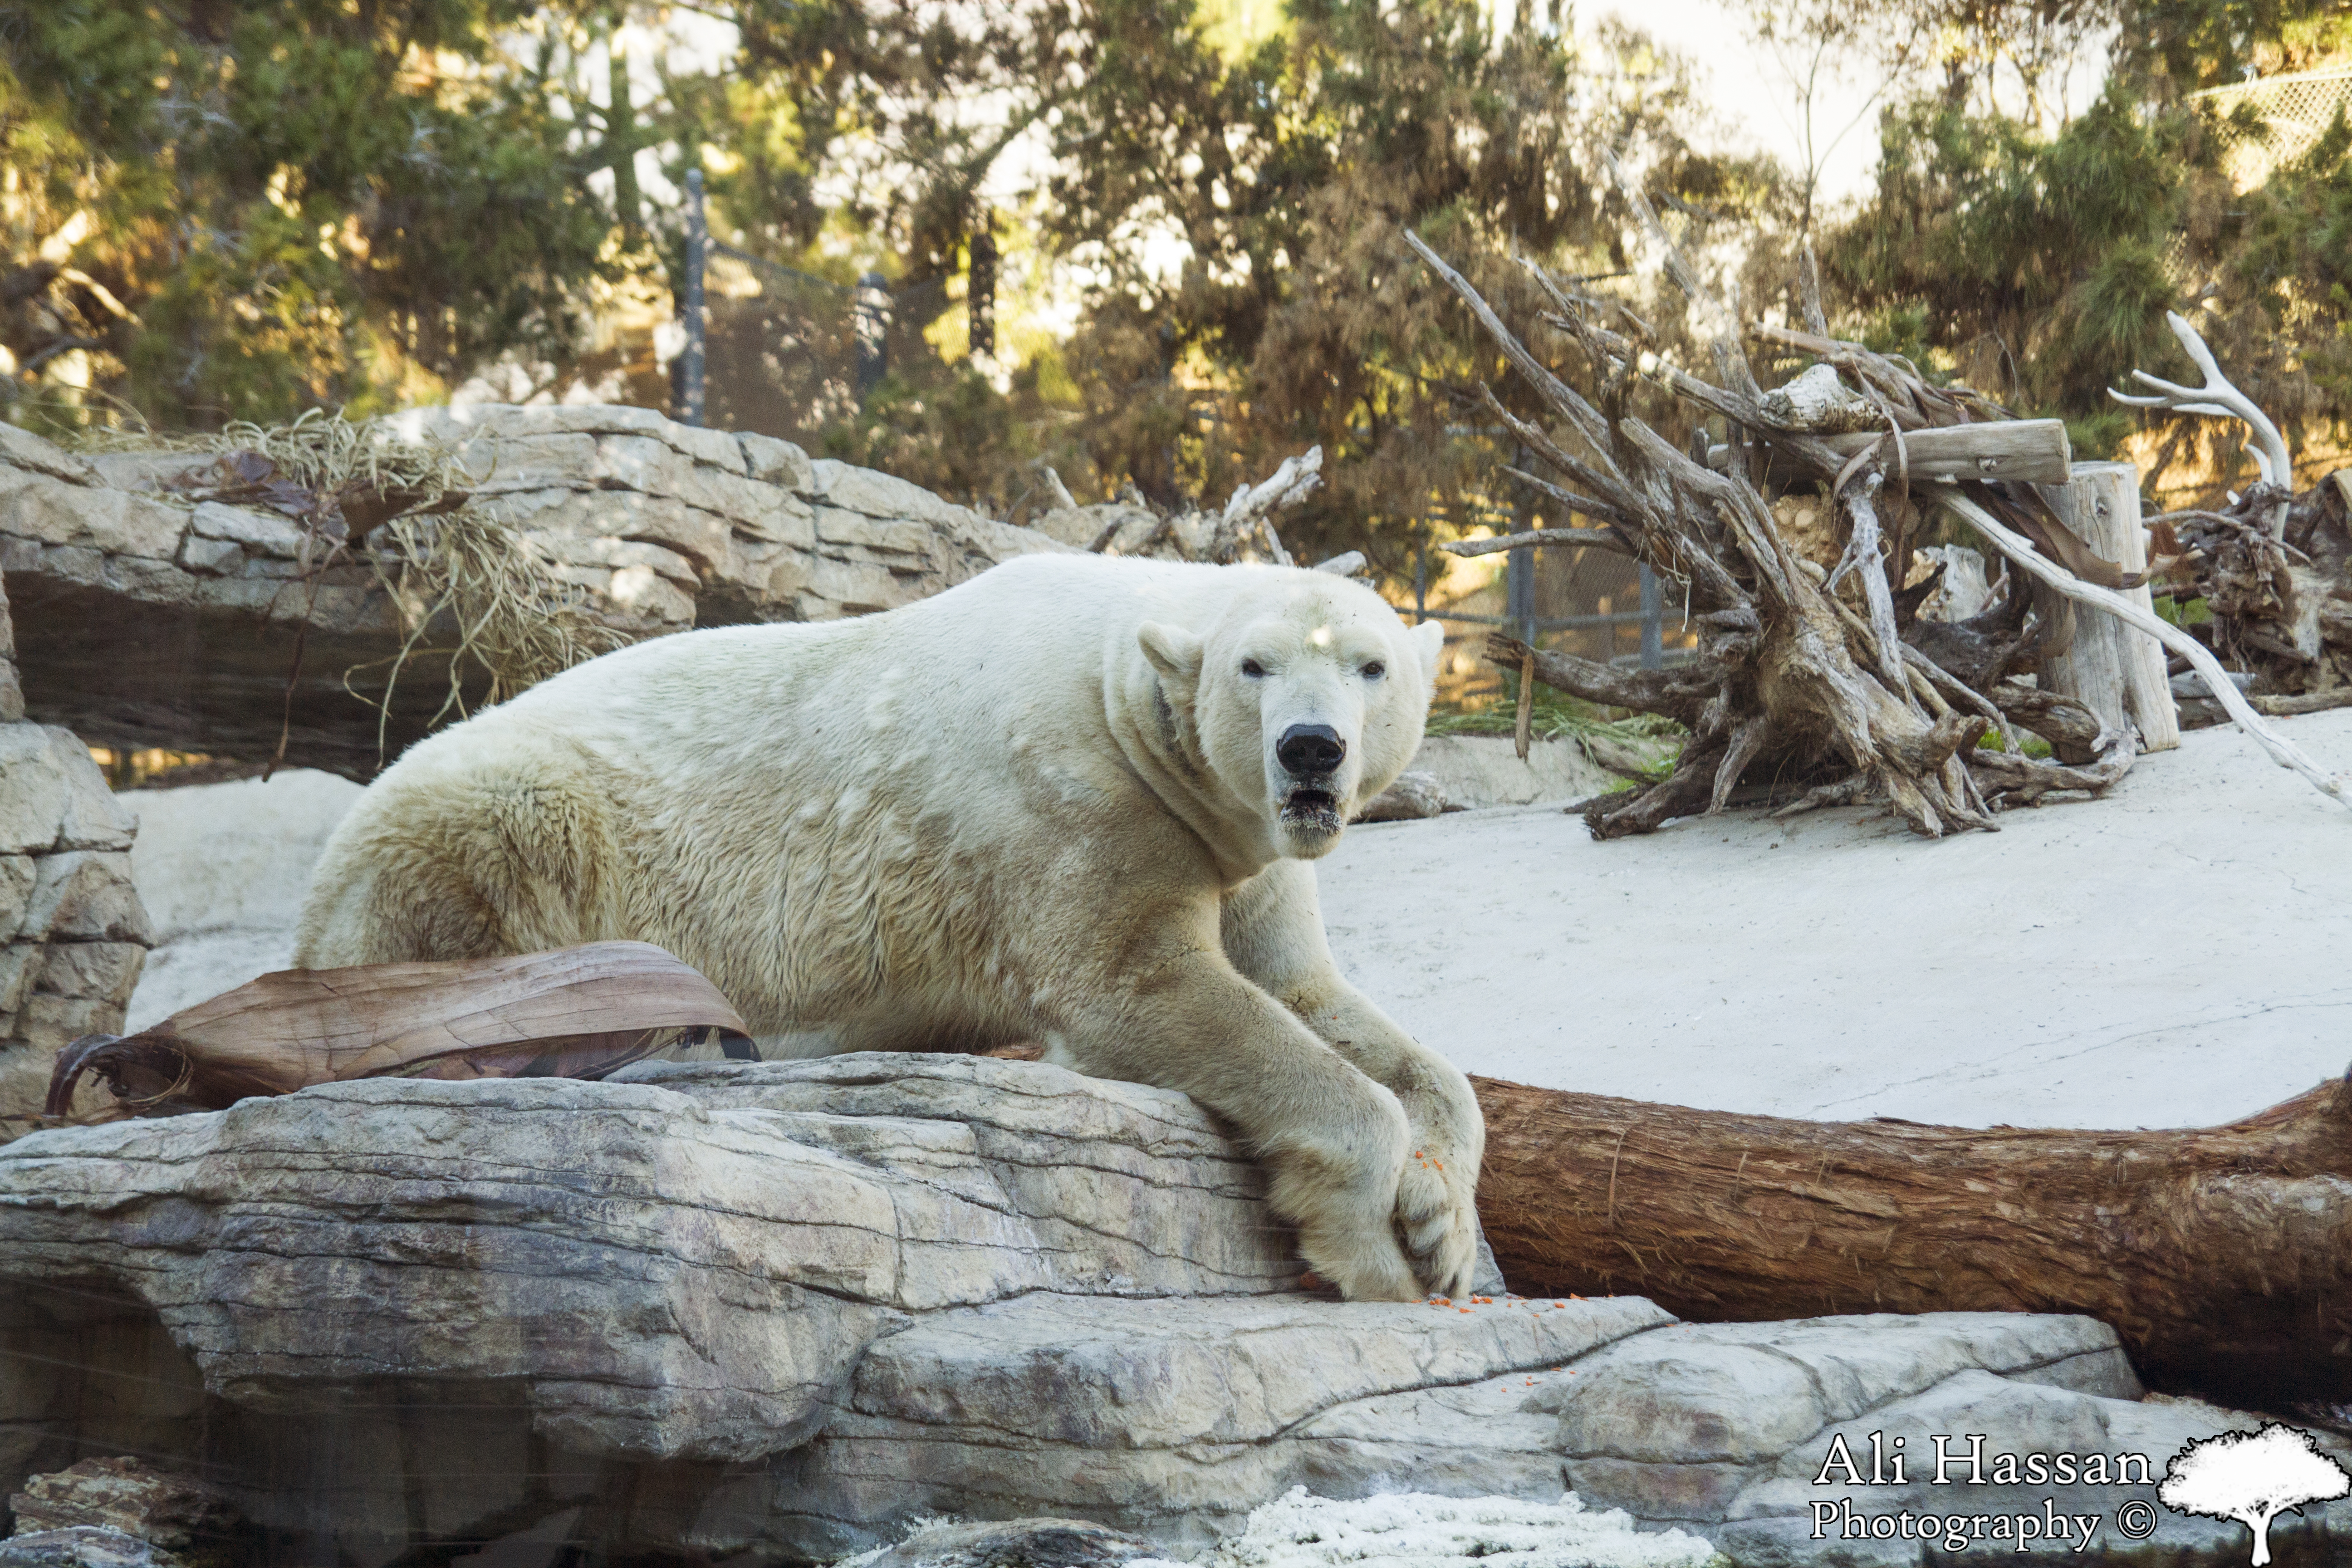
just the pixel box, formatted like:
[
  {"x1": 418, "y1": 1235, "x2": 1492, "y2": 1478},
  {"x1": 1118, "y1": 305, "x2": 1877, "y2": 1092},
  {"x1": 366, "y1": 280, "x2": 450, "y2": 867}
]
[{"x1": 1139, "y1": 570, "x2": 1446, "y2": 859}]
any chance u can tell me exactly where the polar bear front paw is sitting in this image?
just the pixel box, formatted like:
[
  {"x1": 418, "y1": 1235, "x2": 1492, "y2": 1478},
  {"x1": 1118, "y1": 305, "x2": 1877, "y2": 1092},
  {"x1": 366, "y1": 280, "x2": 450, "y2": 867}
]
[
  {"x1": 1264, "y1": 1123, "x2": 1424, "y2": 1301},
  {"x1": 1395, "y1": 1144, "x2": 1480, "y2": 1298}
]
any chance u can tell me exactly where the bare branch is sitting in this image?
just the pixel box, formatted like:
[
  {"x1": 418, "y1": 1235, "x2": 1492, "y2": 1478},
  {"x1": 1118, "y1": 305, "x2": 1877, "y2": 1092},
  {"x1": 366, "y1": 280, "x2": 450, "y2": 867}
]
[
  {"x1": 1404, "y1": 230, "x2": 1609, "y2": 446},
  {"x1": 1600, "y1": 148, "x2": 1762, "y2": 400},
  {"x1": 2110, "y1": 311, "x2": 2293, "y2": 536},
  {"x1": 1441, "y1": 525, "x2": 1634, "y2": 560},
  {"x1": 1941, "y1": 490, "x2": 2352, "y2": 814}
]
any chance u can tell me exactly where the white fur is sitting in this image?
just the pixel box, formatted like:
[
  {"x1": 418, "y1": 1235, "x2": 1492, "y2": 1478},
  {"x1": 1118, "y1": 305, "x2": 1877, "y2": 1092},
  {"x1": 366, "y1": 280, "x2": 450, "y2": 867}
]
[{"x1": 295, "y1": 554, "x2": 1482, "y2": 1298}]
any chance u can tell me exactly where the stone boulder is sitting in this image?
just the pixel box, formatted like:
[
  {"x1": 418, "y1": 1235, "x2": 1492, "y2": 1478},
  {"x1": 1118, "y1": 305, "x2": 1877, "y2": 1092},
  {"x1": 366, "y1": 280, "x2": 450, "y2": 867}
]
[
  {"x1": 848, "y1": 1516, "x2": 1156, "y2": 1568},
  {"x1": 0, "y1": 575, "x2": 150, "y2": 1131},
  {"x1": 0, "y1": 1054, "x2": 2342, "y2": 1565},
  {"x1": 1407, "y1": 735, "x2": 1630, "y2": 811},
  {"x1": 1, "y1": 409, "x2": 1069, "y2": 777},
  {"x1": 5, "y1": 1456, "x2": 242, "y2": 1565},
  {"x1": 0, "y1": 1529, "x2": 179, "y2": 1568}
]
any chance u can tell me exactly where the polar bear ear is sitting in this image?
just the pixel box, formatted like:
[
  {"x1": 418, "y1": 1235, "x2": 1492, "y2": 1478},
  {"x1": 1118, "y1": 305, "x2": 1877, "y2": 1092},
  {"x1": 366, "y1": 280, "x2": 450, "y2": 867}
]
[
  {"x1": 1138, "y1": 622, "x2": 1205, "y2": 685},
  {"x1": 1411, "y1": 619, "x2": 1445, "y2": 682}
]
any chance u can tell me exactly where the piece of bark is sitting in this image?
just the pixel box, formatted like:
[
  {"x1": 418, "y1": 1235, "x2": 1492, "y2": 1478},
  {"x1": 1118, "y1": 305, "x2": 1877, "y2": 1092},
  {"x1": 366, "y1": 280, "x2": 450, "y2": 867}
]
[
  {"x1": 1472, "y1": 1071, "x2": 2352, "y2": 1405},
  {"x1": 44, "y1": 941, "x2": 752, "y2": 1119}
]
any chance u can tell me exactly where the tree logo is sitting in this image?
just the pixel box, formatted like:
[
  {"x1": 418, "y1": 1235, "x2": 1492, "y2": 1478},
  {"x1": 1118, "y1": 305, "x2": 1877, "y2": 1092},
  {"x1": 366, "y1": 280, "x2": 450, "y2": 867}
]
[{"x1": 2159, "y1": 1424, "x2": 2351, "y2": 1566}]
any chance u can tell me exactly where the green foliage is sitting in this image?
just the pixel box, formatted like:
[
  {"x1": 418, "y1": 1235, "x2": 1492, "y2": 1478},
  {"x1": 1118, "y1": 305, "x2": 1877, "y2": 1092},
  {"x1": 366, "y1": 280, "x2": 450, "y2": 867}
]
[
  {"x1": 5, "y1": 0, "x2": 1779, "y2": 555},
  {"x1": 1826, "y1": 88, "x2": 2198, "y2": 422},
  {"x1": 1821, "y1": 1, "x2": 2352, "y2": 493},
  {"x1": 1426, "y1": 671, "x2": 1686, "y2": 754},
  {"x1": 1, "y1": 0, "x2": 626, "y2": 429},
  {"x1": 2154, "y1": 593, "x2": 2216, "y2": 626},
  {"x1": 711, "y1": 0, "x2": 1783, "y2": 552},
  {"x1": 2120, "y1": 0, "x2": 2352, "y2": 91}
]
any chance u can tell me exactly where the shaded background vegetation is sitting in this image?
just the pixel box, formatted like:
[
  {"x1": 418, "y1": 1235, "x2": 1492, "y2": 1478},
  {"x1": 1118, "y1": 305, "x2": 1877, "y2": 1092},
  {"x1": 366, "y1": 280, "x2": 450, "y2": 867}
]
[{"x1": 3, "y1": 0, "x2": 2348, "y2": 565}]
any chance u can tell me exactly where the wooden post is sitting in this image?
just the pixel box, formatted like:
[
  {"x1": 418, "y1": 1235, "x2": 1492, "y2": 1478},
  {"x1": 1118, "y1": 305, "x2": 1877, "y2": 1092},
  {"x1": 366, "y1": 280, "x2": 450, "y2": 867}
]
[
  {"x1": 2030, "y1": 460, "x2": 2180, "y2": 757},
  {"x1": 677, "y1": 170, "x2": 707, "y2": 426}
]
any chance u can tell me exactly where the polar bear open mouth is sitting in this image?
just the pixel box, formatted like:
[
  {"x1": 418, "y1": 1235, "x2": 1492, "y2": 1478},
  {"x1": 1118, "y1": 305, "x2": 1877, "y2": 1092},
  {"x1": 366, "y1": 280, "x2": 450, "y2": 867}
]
[{"x1": 1280, "y1": 785, "x2": 1344, "y2": 834}]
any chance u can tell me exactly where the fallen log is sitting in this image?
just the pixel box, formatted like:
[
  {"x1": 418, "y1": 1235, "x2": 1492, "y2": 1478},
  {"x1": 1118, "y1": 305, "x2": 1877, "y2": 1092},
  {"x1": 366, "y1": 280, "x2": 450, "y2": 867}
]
[{"x1": 1471, "y1": 1071, "x2": 2352, "y2": 1409}]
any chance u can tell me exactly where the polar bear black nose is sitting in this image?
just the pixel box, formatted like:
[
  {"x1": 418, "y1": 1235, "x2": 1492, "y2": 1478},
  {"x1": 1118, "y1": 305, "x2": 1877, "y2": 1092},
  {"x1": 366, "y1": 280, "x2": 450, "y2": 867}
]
[{"x1": 1277, "y1": 723, "x2": 1346, "y2": 775}]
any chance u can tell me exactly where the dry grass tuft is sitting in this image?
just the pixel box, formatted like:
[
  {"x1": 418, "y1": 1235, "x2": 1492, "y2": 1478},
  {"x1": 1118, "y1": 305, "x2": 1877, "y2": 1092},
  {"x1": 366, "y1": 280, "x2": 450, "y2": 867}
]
[
  {"x1": 363, "y1": 509, "x2": 631, "y2": 750},
  {"x1": 81, "y1": 407, "x2": 635, "y2": 761}
]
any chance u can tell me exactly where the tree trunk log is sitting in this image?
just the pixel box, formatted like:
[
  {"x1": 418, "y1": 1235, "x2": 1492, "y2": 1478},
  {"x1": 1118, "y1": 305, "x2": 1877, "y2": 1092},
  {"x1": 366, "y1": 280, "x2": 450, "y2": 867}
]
[
  {"x1": 2031, "y1": 461, "x2": 2180, "y2": 756},
  {"x1": 1471, "y1": 1072, "x2": 2352, "y2": 1408}
]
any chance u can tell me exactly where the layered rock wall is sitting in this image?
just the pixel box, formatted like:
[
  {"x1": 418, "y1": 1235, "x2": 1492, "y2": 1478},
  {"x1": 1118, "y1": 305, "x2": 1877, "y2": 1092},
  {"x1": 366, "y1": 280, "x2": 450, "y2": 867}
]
[
  {"x1": 0, "y1": 408, "x2": 1069, "y2": 777},
  {"x1": 3, "y1": 1054, "x2": 2340, "y2": 1565},
  {"x1": 0, "y1": 575, "x2": 148, "y2": 1130}
]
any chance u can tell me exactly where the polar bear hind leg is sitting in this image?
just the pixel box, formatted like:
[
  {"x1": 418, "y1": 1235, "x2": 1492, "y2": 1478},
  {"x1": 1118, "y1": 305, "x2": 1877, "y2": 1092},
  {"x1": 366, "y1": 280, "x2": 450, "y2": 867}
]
[{"x1": 295, "y1": 749, "x2": 621, "y2": 969}]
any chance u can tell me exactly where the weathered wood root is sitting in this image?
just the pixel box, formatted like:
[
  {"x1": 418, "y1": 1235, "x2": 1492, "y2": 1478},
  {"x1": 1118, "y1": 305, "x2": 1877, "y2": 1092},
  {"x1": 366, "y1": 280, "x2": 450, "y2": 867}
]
[
  {"x1": 1473, "y1": 1070, "x2": 2352, "y2": 1407},
  {"x1": 1414, "y1": 221, "x2": 2123, "y2": 841},
  {"x1": 1947, "y1": 490, "x2": 2352, "y2": 813}
]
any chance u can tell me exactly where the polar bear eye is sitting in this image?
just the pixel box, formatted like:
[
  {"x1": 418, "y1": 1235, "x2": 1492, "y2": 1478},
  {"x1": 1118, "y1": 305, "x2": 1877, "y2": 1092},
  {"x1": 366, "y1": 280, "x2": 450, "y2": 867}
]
[
  {"x1": 1242, "y1": 659, "x2": 1267, "y2": 678},
  {"x1": 1361, "y1": 661, "x2": 1386, "y2": 679}
]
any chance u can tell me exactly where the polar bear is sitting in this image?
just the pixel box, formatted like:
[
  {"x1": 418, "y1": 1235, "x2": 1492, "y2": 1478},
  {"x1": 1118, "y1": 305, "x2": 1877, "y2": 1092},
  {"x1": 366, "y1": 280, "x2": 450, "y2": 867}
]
[{"x1": 295, "y1": 552, "x2": 1484, "y2": 1299}]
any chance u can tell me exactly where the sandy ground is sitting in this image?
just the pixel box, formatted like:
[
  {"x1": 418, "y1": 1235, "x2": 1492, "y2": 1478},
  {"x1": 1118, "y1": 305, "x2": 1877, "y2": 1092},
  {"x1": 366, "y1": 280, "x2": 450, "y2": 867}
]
[
  {"x1": 1318, "y1": 709, "x2": 2352, "y2": 1131},
  {"x1": 117, "y1": 712, "x2": 2352, "y2": 1130}
]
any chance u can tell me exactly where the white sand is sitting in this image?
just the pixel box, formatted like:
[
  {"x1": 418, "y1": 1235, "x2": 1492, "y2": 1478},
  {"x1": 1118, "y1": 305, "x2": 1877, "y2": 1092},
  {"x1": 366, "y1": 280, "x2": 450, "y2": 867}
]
[{"x1": 1318, "y1": 709, "x2": 2352, "y2": 1130}]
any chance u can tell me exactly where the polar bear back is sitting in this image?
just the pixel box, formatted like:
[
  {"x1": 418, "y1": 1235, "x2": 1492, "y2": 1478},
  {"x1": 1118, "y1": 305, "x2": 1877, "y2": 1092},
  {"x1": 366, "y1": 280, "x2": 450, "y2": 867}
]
[{"x1": 294, "y1": 554, "x2": 1407, "y2": 1048}]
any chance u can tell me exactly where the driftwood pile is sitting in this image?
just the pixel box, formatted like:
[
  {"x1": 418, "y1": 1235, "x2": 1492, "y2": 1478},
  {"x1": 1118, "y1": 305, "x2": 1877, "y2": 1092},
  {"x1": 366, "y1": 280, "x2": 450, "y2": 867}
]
[
  {"x1": 1027, "y1": 446, "x2": 1330, "y2": 566},
  {"x1": 1406, "y1": 164, "x2": 2352, "y2": 836},
  {"x1": 2110, "y1": 313, "x2": 2352, "y2": 724}
]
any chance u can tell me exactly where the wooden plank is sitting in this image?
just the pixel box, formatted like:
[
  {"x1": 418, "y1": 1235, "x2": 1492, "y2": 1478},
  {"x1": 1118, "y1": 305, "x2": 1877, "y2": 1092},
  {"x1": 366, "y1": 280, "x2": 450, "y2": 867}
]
[
  {"x1": 1827, "y1": 419, "x2": 2073, "y2": 483},
  {"x1": 1710, "y1": 419, "x2": 2073, "y2": 486}
]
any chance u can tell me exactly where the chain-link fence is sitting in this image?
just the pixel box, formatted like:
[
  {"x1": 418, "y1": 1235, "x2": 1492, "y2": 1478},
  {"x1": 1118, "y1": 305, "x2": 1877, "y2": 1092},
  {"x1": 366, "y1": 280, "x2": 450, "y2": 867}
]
[{"x1": 2194, "y1": 65, "x2": 2352, "y2": 188}]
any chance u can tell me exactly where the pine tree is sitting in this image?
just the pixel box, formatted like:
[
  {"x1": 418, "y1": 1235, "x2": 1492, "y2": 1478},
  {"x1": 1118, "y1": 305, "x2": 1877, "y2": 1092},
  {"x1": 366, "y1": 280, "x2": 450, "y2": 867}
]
[
  {"x1": 1818, "y1": 0, "x2": 2352, "y2": 493},
  {"x1": 0, "y1": 0, "x2": 628, "y2": 428}
]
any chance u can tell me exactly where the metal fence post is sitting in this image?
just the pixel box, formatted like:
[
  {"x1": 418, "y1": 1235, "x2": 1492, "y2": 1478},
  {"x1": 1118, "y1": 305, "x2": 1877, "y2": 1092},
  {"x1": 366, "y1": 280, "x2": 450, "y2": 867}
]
[
  {"x1": 1507, "y1": 446, "x2": 1537, "y2": 647},
  {"x1": 968, "y1": 225, "x2": 997, "y2": 358},
  {"x1": 1639, "y1": 563, "x2": 1663, "y2": 669},
  {"x1": 855, "y1": 272, "x2": 890, "y2": 397},
  {"x1": 676, "y1": 169, "x2": 708, "y2": 426}
]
